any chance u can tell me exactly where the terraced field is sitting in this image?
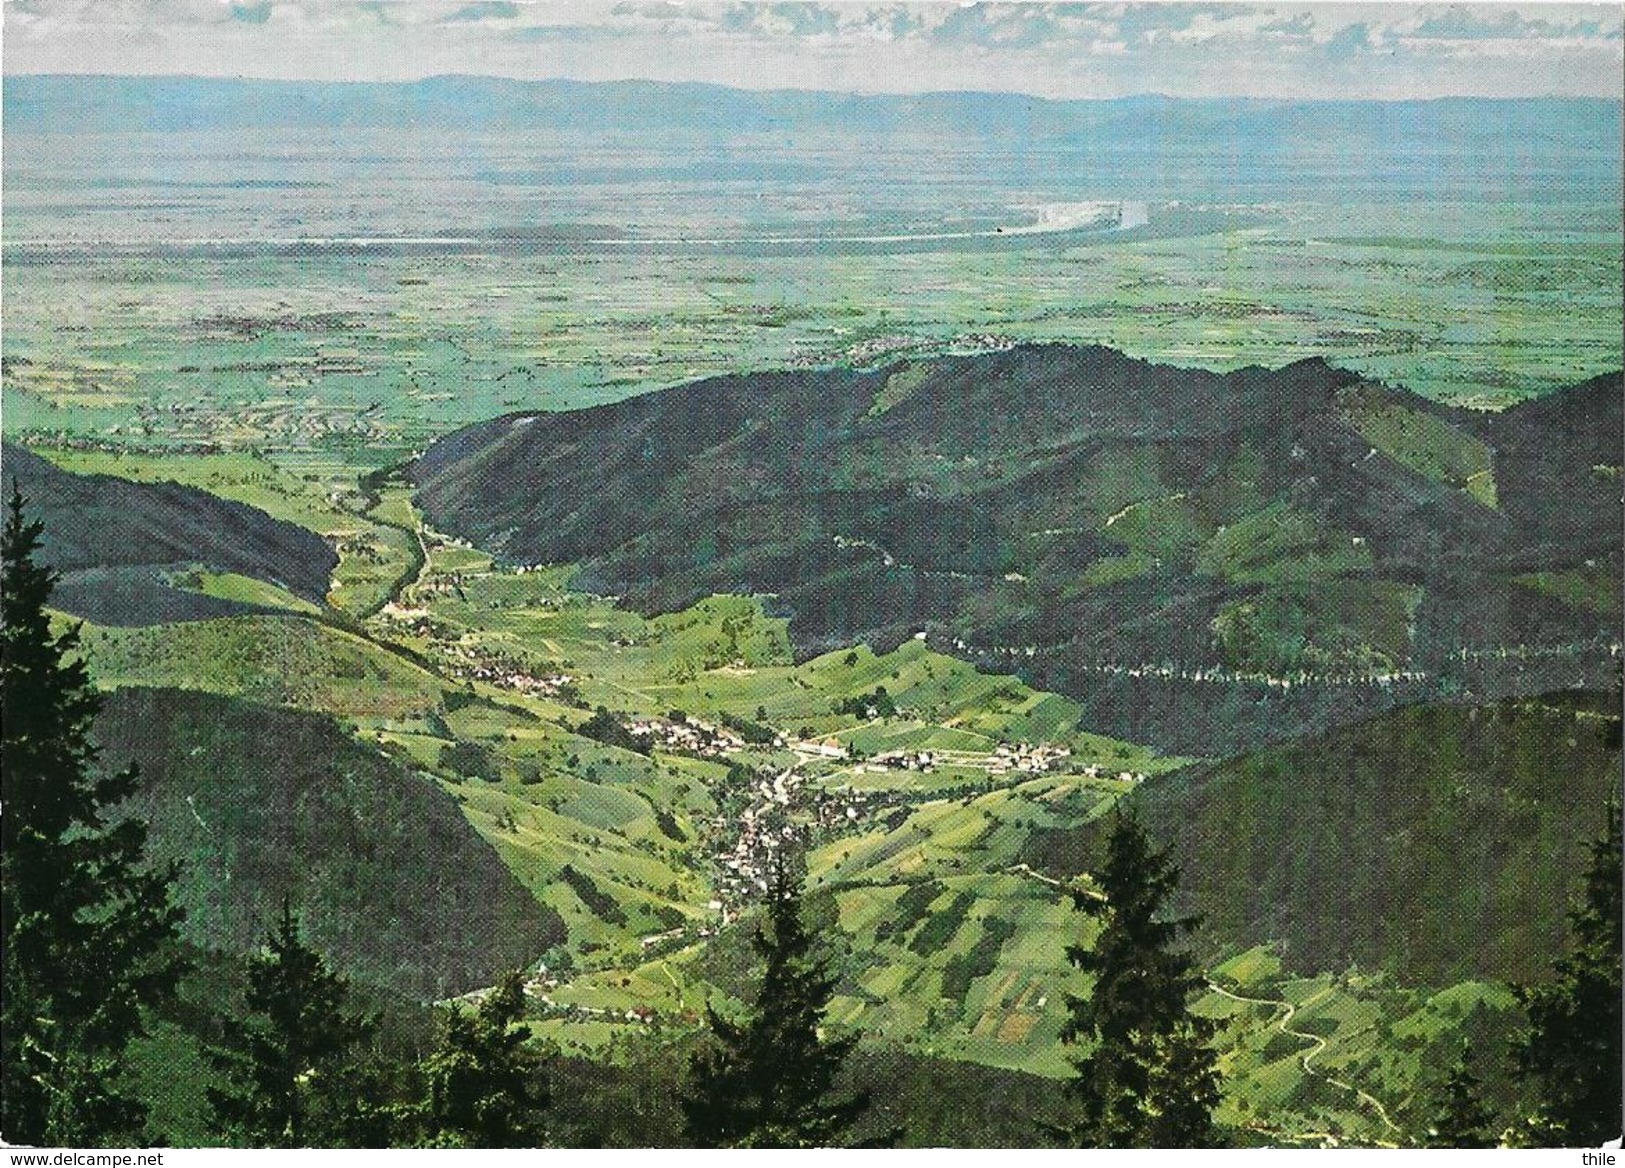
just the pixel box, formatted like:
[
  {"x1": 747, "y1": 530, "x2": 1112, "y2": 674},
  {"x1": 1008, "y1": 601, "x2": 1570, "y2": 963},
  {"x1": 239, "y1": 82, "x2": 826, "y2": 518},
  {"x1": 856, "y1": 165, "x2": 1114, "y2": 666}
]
[{"x1": 34, "y1": 433, "x2": 1612, "y2": 1146}]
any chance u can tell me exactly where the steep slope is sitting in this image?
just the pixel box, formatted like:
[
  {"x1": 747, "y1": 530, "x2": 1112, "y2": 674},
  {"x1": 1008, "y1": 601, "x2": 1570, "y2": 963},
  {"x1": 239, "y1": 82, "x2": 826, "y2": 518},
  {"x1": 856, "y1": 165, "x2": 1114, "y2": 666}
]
[
  {"x1": 3, "y1": 442, "x2": 337, "y2": 625},
  {"x1": 1471, "y1": 372, "x2": 1623, "y2": 558},
  {"x1": 413, "y1": 345, "x2": 1622, "y2": 752},
  {"x1": 97, "y1": 686, "x2": 563, "y2": 999},
  {"x1": 1124, "y1": 690, "x2": 1621, "y2": 985}
]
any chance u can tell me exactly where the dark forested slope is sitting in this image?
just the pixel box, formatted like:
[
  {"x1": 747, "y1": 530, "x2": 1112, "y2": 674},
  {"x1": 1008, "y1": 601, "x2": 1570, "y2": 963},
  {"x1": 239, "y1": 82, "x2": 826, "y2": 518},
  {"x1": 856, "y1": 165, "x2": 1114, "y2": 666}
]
[
  {"x1": 1133, "y1": 690, "x2": 1621, "y2": 984},
  {"x1": 412, "y1": 346, "x2": 1622, "y2": 752},
  {"x1": 3, "y1": 442, "x2": 337, "y2": 625},
  {"x1": 1014, "y1": 690, "x2": 1620, "y2": 984},
  {"x1": 97, "y1": 686, "x2": 563, "y2": 999}
]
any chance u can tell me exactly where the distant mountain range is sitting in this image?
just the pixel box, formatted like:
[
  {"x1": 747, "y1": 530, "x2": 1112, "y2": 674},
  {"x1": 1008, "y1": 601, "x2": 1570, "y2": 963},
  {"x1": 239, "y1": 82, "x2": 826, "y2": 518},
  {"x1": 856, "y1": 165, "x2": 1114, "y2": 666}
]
[
  {"x1": 412, "y1": 345, "x2": 1622, "y2": 752},
  {"x1": 5, "y1": 76, "x2": 1619, "y2": 204},
  {"x1": 4, "y1": 75, "x2": 1617, "y2": 147},
  {"x1": 3, "y1": 442, "x2": 336, "y2": 625}
]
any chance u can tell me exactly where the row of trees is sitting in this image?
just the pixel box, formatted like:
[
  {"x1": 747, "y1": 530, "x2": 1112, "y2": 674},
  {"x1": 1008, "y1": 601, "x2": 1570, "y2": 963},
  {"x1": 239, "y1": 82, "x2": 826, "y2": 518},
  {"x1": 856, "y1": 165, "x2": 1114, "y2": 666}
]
[
  {"x1": 2, "y1": 489, "x2": 188, "y2": 1145},
  {"x1": 186, "y1": 834, "x2": 1210, "y2": 1149},
  {"x1": 3, "y1": 487, "x2": 1620, "y2": 1148},
  {"x1": 207, "y1": 903, "x2": 548, "y2": 1148}
]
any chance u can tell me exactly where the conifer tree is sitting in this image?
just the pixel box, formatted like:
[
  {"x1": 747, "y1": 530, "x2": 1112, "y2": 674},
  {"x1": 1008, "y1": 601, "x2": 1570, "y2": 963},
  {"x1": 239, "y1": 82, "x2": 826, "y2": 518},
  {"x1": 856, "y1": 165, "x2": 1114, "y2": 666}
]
[
  {"x1": 1059, "y1": 808, "x2": 1221, "y2": 1147},
  {"x1": 208, "y1": 901, "x2": 379, "y2": 1147},
  {"x1": 1, "y1": 487, "x2": 186, "y2": 1145},
  {"x1": 682, "y1": 857, "x2": 868, "y2": 1147},
  {"x1": 423, "y1": 969, "x2": 549, "y2": 1147},
  {"x1": 1512, "y1": 801, "x2": 1622, "y2": 1146},
  {"x1": 1427, "y1": 1042, "x2": 1498, "y2": 1148}
]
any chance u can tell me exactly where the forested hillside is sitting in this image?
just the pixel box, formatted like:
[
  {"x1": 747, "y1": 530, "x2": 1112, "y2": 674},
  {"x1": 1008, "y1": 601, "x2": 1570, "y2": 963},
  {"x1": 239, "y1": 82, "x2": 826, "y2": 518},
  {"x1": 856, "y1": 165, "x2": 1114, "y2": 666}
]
[{"x1": 413, "y1": 346, "x2": 1622, "y2": 752}]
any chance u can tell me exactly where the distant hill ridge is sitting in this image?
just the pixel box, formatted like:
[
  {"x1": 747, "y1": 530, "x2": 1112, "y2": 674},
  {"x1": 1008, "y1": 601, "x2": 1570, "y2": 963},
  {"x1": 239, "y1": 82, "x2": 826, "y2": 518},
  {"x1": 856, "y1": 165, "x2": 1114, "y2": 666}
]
[
  {"x1": 6, "y1": 75, "x2": 1619, "y2": 150},
  {"x1": 2, "y1": 441, "x2": 337, "y2": 625},
  {"x1": 412, "y1": 344, "x2": 1622, "y2": 752}
]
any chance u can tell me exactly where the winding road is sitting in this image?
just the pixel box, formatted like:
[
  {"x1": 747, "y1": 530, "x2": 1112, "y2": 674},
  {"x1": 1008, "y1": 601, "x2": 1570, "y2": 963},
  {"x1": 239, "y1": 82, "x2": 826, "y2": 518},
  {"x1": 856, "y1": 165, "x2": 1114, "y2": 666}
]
[
  {"x1": 1206, "y1": 980, "x2": 1403, "y2": 1147},
  {"x1": 999, "y1": 864, "x2": 1404, "y2": 1147}
]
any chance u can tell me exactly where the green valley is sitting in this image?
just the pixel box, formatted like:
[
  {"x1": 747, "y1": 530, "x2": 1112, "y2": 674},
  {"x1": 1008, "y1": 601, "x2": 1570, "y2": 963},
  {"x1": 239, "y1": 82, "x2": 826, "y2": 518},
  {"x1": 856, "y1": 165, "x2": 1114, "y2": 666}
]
[
  {"x1": 3, "y1": 66, "x2": 1620, "y2": 1151},
  {"x1": 9, "y1": 422, "x2": 1611, "y2": 1146}
]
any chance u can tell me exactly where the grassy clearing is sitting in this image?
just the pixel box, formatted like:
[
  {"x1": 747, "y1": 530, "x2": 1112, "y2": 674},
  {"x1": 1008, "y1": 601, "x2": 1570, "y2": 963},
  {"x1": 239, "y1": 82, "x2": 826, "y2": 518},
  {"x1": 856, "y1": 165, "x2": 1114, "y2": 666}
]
[
  {"x1": 189, "y1": 570, "x2": 325, "y2": 615},
  {"x1": 78, "y1": 613, "x2": 445, "y2": 719},
  {"x1": 1345, "y1": 397, "x2": 1497, "y2": 507}
]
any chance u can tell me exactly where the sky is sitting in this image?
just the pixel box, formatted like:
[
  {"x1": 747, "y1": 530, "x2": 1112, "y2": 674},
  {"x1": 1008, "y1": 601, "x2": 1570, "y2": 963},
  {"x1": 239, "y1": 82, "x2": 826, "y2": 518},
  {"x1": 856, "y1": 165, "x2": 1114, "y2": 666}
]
[{"x1": 2, "y1": 1, "x2": 1622, "y2": 99}]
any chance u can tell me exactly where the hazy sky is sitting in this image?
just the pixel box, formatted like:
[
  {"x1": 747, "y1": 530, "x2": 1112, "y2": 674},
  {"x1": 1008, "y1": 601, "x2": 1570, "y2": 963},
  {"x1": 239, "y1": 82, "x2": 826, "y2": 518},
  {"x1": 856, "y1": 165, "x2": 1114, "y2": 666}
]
[{"x1": 3, "y1": 1, "x2": 1622, "y2": 99}]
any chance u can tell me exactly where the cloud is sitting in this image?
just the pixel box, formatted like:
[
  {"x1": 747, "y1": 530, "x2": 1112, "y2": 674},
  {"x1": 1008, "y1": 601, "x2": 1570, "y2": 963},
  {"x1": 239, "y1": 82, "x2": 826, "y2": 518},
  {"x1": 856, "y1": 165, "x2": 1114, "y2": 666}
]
[
  {"x1": 715, "y1": 3, "x2": 845, "y2": 38},
  {"x1": 1259, "y1": 12, "x2": 1315, "y2": 40},
  {"x1": 928, "y1": 4, "x2": 1072, "y2": 50},
  {"x1": 2, "y1": 1, "x2": 1620, "y2": 99},
  {"x1": 610, "y1": 2, "x2": 713, "y2": 22},
  {"x1": 228, "y1": 1, "x2": 273, "y2": 24},
  {"x1": 1410, "y1": 9, "x2": 1529, "y2": 39},
  {"x1": 758, "y1": 3, "x2": 842, "y2": 38},
  {"x1": 1104, "y1": 4, "x2": 1240, "y2": 46},
  {"x1": 1323, "y1": 21, "x2": 1373, "y2": 59},
  {"x1": 444, "y1": 1, "x2": 520, "y2": 22}
]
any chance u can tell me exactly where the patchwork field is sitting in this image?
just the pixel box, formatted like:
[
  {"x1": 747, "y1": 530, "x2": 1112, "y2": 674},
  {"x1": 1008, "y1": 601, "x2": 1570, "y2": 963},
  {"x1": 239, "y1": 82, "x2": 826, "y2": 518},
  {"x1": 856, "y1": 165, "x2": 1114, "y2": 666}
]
[
  {"x1": 5, "y1": 79, "x2": 1618, "y2": 1147},
  {"x1": 34, "y1": 447, "x2": 1604, "y2": 1145},
  {"x1": 6, "y1": 198, "x2": 1620, "y2": 457}
]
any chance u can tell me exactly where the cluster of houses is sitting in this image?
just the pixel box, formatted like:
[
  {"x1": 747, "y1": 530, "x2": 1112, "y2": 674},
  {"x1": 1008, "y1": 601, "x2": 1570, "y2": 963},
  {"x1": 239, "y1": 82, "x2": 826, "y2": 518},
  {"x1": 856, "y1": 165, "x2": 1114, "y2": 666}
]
[
  {"x1": 404, "y1": 573, "x2": 466, "y2": 602},
  {"x1": 710, "y1": 769, "x2": 804, "y2": 901},
  {"x1": 793, "y1": 736, "x2": 851, "y2": 760},
  {"x1": 986, "y1": 741, "x2": 1072, "y2": 776},
  {"x1": 445, "y1": 653, "x2": 577, "y2": 700},
  {"x1": 426, "y1": 530, "x2": 478, "y2": 554},
  {"x1": 376, "y1": 604, "x2": 455, "y2": 641},
  {"x1": 1079, "y1": 764, "x2": 1149, "y2": 783},
  {"x1": 376, "y1": 602, "x2": 584, "y2": 701},
  {"x1": 404, "y1": 632, "x2": 578, "y2": 700},
  {"x1": 15, "y1": 433, "x2": 224, "y2": 457},
  {"x1": 856, "y1": 749, "x2": 939, "y2": 774},
  {"x1": 809, "y1": 786, "x2": 898, "y2": 834},
  {"x1": 948, "y1": 331, "x2": 1016, "y2": 352},
  {"x1": 515, "y1": 985, "x2": 661, "y2": 1027},
  {"x1": 840, "y1": 334, "x2": 921, "y2": 364},
  {"x1": 628, "y1": 715, "x2": 754, "y2": 759},
  {"x1": 789, "y1": 739, "x2": 1087, "y2": 781}
]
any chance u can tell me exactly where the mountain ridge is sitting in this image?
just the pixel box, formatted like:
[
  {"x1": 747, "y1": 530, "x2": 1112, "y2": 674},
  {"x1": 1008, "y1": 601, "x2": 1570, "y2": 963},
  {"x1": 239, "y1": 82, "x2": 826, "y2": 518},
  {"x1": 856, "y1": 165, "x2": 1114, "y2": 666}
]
[
  {"x1": 8, "y1": 75, "x2": 1620, "y2": 137},
  {"x1": 411, "y1": 344, "x2": 1622, "y2": 752},
  {"x1": 3, "y1": 441, "x2": 339, "y2": 626}
]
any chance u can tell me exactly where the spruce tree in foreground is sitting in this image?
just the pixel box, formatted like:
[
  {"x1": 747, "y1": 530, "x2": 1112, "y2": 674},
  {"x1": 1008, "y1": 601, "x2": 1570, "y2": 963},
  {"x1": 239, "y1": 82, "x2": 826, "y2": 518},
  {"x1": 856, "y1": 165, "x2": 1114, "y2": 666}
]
[
  {"x1": 1512, "y1": 801, "x2": 1622, "y2": 1146},
  {"x1": 1059, "y1": 808, "x2": 1221, "y2": 1147},
  {"x1": 682, "y1": 858, "x2": 869, "y2": 1147},
  {"x1": 1, "y1": 488, "x2": 186, "y2": 1145},
  {"x1": 1427, "y1": 1042, "x2": 1498, "y2": 1148},
  {"x1": 423, "y1": 970, "x2": 550, "y2": 1147},
  {"x1": 208, "y1": 901, "x2": 379, "y2": 1147}
]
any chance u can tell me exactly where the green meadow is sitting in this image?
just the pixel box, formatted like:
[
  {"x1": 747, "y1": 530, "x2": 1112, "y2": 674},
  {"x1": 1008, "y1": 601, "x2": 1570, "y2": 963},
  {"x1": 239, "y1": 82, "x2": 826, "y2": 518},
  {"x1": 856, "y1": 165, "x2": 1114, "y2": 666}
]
[{"x1": 36, "y1": 451, "x2": 1580, "y2": 1145}]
